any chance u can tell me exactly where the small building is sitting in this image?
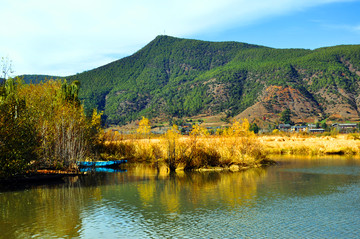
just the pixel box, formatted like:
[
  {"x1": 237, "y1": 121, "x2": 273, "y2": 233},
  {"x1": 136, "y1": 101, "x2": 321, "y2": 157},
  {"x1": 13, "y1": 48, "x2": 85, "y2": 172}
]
[
  {"x1": 206, "y1": 127, "x2": 221, "y2": 135},
  {"x1": 307, "y1": 124, "x2": 317, "y2": 129},
  {"x1": 308, "y1": 128, "x2": 325, "y2": 133},
  {"x1": 290, "y1": 125, "x2": 307, "y2": 132},
  {"x1": 331, "y1": 123, "x2": 357, "y2": 129},
  {"x1": 179, "y1": 123, "x2": 193, "y2": 135},
  {"x1": 332, "y1": 123, "x2": 358, "y2": 133},
  {"x1": 278, "y1": 124, "x2": 291, "y2": 132}
]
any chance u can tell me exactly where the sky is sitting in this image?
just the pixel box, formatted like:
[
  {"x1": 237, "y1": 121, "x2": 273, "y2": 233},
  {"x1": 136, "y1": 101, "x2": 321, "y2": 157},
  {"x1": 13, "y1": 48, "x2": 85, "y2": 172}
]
[{"x1": 1, "y1": 0, "x2": 360, "y2": 76}]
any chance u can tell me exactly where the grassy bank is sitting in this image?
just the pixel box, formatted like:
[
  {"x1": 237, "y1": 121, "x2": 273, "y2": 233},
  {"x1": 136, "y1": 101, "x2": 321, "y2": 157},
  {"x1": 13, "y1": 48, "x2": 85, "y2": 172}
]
[
  {"x1": 260, "y1": 134, "x2": 360, "y2": 156},
  {"x1": 99, "y1": 124, "x2": 274, "y2": 172},
  {"x1": 99, "y1": 130, "x2": 360, "y2": 172}
]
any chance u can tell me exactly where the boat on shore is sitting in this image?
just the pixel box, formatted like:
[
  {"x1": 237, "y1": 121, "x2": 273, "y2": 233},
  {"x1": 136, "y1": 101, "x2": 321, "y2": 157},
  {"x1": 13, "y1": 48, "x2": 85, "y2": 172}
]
[
  {"x1": 79, "y1": 167, "x2": 127, "y2": 173},
  {"x1": 77, "y1": 160, "x2": 127, "y2": 168}
]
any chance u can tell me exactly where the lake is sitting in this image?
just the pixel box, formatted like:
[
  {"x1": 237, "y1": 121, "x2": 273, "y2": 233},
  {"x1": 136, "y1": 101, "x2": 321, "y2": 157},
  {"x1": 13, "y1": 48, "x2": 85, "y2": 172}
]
[{"x1": 1, "y1": 156, "x2": 360, "y2": 238}]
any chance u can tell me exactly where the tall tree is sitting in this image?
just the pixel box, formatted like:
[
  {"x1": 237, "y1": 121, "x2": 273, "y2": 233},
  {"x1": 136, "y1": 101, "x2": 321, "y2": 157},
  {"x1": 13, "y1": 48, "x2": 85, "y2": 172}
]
[
  {"x1": 280, "y1": 108, "x2": 293, "y2": 125},
  {"x1": 1, "y1": 56, "x2": 14, "y2": 80},
  {"x1": 0, "y1": 78, "x2": 39, "y2": 177},
  {"x1": 137, "y1": 116, "x2": 151, "y2": 136}
]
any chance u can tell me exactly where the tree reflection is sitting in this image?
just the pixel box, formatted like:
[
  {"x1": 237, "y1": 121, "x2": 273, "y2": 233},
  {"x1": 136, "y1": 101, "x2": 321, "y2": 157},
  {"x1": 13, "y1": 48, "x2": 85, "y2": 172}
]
[
  {"x1": 0, "y1": 178, "x2": 98, "y2": 238},
  {"x1": 3, "y1": 158, "x2": 355, "y2": 238},
  {"x1": 133, "y1": 166, "x2": 268, "y2": 213}
]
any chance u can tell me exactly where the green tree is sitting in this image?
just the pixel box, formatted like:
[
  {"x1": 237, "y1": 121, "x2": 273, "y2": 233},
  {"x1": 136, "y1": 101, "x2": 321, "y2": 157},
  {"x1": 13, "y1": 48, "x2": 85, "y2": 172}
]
[
  {"x1": 280, "y1": 108, "x2": 293, "y2": 125},
  {"x1": 250, "y1": 123, "x2": 260, "y2": 133}
]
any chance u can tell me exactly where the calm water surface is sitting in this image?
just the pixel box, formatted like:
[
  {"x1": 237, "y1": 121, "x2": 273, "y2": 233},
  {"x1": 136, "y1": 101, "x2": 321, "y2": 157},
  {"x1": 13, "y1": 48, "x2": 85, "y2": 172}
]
[{"x1": 1, "y1": 157, "x2": 360, "y2": 238}]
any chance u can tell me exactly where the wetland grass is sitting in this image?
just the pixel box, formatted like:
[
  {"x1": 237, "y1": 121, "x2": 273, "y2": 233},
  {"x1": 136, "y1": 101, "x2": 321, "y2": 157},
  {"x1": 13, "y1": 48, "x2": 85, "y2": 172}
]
[{"x1": 99, "y1": 120, "x2": 272, "y2": 171}]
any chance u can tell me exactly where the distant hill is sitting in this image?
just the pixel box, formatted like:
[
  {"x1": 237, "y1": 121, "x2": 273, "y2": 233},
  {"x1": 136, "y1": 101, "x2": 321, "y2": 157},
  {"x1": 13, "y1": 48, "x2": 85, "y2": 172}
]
[
  {"x1": 20, "y1": 74, "x2": 64, "y2": 84},
  {"x1": 23, "y1": 36, "x2": 360, "y2": 126}
]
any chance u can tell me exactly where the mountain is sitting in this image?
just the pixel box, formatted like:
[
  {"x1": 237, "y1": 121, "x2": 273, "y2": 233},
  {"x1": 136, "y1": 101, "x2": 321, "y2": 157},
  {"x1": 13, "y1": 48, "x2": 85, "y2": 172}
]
[
  {"x1": 23, "y1": 35, "x2": 360, "y2": 126},
  {"x1": 20, "y1": 74, "x2": 64, "y2": 84}
]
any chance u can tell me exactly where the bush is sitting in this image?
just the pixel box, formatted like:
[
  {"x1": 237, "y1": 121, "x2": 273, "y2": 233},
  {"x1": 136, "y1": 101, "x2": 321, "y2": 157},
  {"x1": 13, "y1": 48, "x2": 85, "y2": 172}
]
[{"x1": 184, "y1": 145, "x2": 221, "y2": 169}]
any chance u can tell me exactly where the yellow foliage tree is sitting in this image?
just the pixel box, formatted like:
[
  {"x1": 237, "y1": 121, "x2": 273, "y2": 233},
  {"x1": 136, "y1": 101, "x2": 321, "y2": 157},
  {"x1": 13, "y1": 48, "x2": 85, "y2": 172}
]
[
  {"x1": 189, "y1": 123, "x2": 209, "y2": 152},
  {"x1": 224, "y1": 118, "x2": 252, "y2": 137},
  {"x1": 17, "y1": 80, "x2": 101, "y2": 168},
  {"x1": 91, "y1": 109, "x2": 103, "y2": 134},
  {"x1": 137, "y1": 116, "x2": 151, "y2": 136},
  {"x1": 164, "y1": 124, "x2": 180, "y2": 171},
  {"x1": 190, "y1": 124, "x2": 209, "y2": 137}
]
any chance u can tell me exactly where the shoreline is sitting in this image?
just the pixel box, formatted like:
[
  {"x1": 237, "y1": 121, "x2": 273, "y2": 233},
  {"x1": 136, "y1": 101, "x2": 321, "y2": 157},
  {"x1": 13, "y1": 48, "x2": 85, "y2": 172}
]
[
  {"x1": 0, "y1": 170, "x2": 84, "y2": 186},
  {"x1": 2, "y1": 134, "x2": 359, "y2": 185}
]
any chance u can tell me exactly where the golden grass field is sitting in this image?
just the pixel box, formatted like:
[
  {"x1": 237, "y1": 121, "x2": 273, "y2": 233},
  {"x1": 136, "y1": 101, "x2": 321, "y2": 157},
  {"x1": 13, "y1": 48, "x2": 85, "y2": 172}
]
[
  {"x1": 100, "y1": 127, "x2": 360, "y2": 173},
  {"x1": 259, "y1": 134, "x2": 360, "y2": 155},
  {"x1": 100, "y1": 132, "x2": 270, "y2": 171}
]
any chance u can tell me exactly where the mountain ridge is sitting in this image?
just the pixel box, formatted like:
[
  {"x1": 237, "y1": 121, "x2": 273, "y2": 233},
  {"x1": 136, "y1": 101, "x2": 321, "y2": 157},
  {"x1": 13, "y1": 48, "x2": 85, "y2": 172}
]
[{"x1": 21, "y1": 35, "x2": 360, "y2": 126}]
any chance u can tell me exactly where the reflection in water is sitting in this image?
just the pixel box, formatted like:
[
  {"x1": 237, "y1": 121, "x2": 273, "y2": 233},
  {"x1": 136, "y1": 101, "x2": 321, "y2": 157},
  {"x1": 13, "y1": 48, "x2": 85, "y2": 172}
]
[
  {"x1": 1, "y1": 157, "x2": 360, "y2": 238},
  {"x1": 0, "y1": 180, "x2": 86, "y2": 238},
  {"x1": 131, "y1": 165, "x2": 268, "y2": 211}
]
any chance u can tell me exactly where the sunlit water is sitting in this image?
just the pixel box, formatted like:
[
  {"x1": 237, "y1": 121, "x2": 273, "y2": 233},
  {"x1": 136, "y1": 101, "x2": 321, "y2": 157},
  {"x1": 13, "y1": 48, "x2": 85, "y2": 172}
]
[{"x1": 1, "y1": 157, "x2": 360, "y2": 238}]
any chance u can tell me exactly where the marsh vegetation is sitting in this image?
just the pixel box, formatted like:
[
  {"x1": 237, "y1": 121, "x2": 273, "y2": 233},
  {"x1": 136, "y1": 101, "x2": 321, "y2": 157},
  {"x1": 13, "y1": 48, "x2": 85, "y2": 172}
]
[{"x1": 99, "y1": 118, "x2": 272, "y2": 172}]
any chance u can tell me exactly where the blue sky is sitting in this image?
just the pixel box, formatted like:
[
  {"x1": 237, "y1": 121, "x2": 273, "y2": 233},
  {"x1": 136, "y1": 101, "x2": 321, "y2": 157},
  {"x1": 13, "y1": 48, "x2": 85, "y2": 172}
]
[{"x1": 1, "y1": 0, "x2": 359, "y2": 76}]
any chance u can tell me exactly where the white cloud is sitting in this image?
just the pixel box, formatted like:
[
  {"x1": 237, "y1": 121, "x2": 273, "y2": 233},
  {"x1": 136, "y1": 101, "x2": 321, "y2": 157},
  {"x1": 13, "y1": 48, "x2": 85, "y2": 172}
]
[
  {"x1": 0, "y1": 0, "x2": 357, "y2": 76},
  {"x1": 320, "y1": 23, "x2": 360, "y2": 33}
]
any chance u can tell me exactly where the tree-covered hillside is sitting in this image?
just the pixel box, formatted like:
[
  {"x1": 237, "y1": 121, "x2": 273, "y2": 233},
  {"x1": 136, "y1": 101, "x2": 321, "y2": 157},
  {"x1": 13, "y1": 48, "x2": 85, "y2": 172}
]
[
  {"x1": 22, "y1": 36, "x2": 360, "y2": 125},
  {"x1": 21, "y1": 74, "x2": 64, "y2": 84}
]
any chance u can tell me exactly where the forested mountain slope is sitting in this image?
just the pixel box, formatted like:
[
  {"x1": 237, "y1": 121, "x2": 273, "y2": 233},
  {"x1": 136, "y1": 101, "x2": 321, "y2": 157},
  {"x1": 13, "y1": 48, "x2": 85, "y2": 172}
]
[{"x1": 22, "y1": 36, "x2": 360, "y2": 125}]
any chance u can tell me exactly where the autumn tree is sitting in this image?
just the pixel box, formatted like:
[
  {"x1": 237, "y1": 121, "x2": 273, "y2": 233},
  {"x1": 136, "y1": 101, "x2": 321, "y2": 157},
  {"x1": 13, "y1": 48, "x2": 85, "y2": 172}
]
[
  {"x1": 17, "y1": 80, "x2": 102, "y2": 169},
  {"x1": 0, "y1": 78, "x2": 39, "y2": 177},
  {"x1": 224, "y1": 118, "x2": 252, "y2": 137},
  {"x1": 189, "y1": 123, "x2": 209, "y2": 157},
  {"x1": 164, "y1": 124, "x2": 180, "y2": 171},
  {"x1": 137, "y1": 116, "x2": 151, "y2": 137}
]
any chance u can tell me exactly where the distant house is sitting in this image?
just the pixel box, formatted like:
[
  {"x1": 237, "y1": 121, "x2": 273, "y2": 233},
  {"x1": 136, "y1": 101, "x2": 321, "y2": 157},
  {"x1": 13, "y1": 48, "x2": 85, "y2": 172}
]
[
  {"x1": 206, "y1": 127, "x2": 221, "y2": 135},
  {"x1": 331, "y1": 123, "x2": 357, "y2": 129},
  {"x1": 306, "y1": 124, "x2": 325, "y2": 133},
  {"x1": 308, "y1": 128, "x2": 325, "y2": 133},
  {"x1": 307, "y1": 124, "x2": 317, "y2": 129},
  {"x1": 331, "y1": 123, "x2": 358, "y2": 133},
  {"x1": 179, "y1": 123, "x2": 193, "y2": 135},
  {"x1": 278, "y1": 124, "x2": 291, "y2": 132},
  {"x1": 290, "y1": 126, "x2": 307, "y2": 132}
]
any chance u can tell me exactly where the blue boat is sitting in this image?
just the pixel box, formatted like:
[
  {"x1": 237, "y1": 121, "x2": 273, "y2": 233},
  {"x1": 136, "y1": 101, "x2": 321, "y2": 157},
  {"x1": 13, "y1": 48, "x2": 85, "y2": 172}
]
[
  {"x1": 77, "y1": 160, "x2": 127, "y2": 168},
  {"x1": 79, "y1": 167, "x2": 127, "y2": 173}
]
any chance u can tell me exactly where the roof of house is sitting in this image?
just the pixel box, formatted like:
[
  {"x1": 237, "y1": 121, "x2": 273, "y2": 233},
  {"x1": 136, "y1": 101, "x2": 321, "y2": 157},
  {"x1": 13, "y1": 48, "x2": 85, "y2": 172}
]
[
  {"x1": 291, "y1": 126, "x2": 307, "y2": 128},
  {"x1": 278, "y1": 124, "x2": 291, "y2": 127}
]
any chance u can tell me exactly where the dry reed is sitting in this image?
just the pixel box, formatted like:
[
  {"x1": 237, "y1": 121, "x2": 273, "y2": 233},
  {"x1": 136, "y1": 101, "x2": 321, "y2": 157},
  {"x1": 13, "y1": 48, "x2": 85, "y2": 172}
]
[
  {"x1": 260, "y1": 134, "x2": 360, "y2": 155},
  {"x1": 99, "y1": 122, "x2": 273, "y2": 171}
]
